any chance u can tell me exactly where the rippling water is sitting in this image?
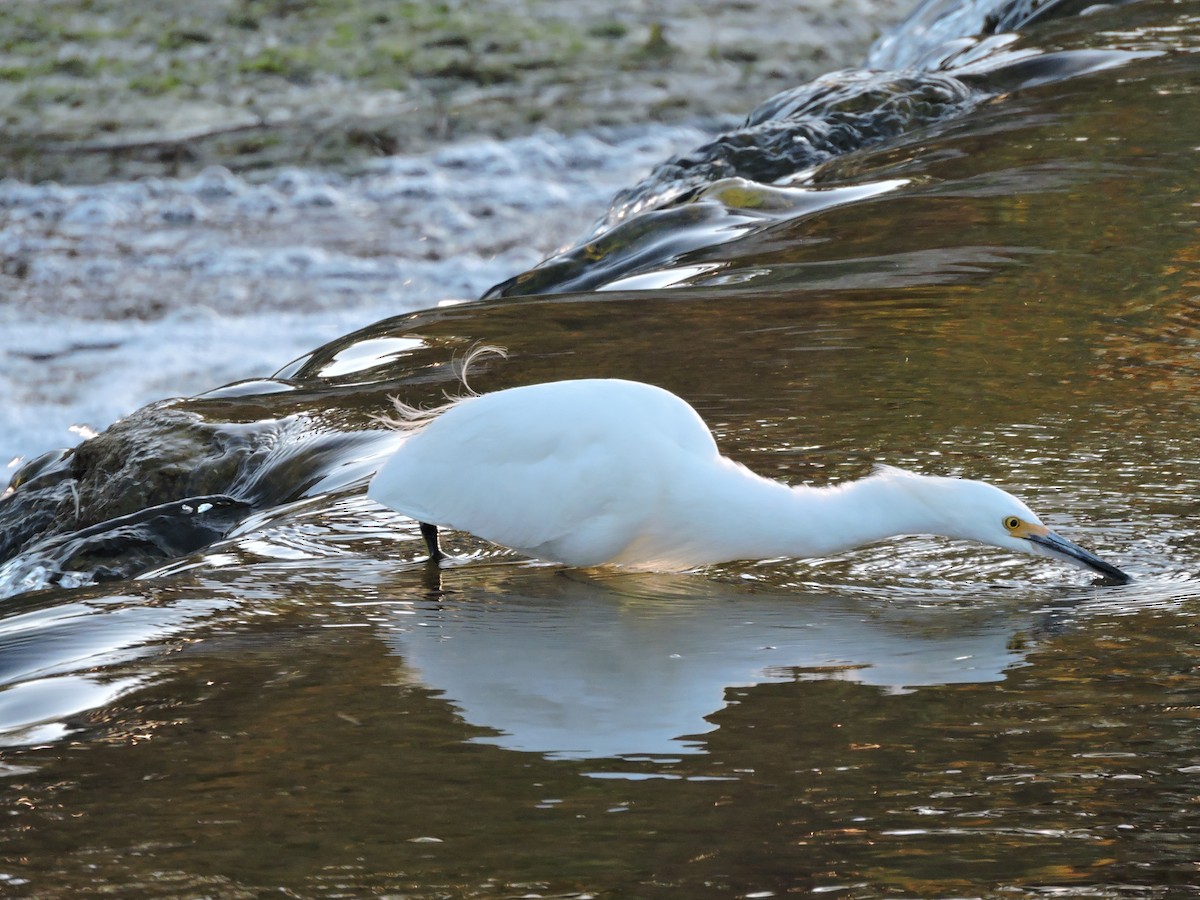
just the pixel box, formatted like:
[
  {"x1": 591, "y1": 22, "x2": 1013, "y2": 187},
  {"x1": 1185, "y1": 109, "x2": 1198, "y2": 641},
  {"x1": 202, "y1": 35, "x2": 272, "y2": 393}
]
[
  {"x1": 1, "y1": 0, "x2": 1199, "y2": 895},
  {"x1": 0, "y1": 125, "x2": 710, "y2": 464}
]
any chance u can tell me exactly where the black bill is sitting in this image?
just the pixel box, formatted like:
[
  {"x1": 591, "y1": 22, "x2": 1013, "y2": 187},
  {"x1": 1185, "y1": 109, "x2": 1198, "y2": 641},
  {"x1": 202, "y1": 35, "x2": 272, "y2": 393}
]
[{"x1": 1029, "y1": 531, "x2": 1131, "y2": 584}]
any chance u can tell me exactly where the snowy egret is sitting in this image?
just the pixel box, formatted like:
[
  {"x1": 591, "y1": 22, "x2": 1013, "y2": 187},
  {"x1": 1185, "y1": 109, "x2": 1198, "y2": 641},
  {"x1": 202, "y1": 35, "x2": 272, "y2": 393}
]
[{"x1": 368, "y1": 378, "x2": 1129, "y2": 582}]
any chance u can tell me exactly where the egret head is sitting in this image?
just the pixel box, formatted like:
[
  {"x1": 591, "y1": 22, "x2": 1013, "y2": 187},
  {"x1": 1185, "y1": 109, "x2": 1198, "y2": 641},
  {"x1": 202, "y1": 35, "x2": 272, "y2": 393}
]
[{"x1": 887, "y1": 468, "x2": 1130, "y2": 583}]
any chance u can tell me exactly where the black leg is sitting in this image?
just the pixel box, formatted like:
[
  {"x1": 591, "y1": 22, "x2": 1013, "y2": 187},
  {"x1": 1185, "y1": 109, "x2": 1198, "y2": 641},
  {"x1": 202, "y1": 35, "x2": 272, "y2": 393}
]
[{"x1": 419, "y1": 522, "x2": 445, "y2": 563}]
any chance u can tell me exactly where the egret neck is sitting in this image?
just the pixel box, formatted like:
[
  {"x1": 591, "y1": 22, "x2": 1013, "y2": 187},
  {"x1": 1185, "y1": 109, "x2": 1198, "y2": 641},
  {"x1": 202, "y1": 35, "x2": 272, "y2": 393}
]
[{"x1": 612, "y1": 460, "x2": 947, "y2": 569}]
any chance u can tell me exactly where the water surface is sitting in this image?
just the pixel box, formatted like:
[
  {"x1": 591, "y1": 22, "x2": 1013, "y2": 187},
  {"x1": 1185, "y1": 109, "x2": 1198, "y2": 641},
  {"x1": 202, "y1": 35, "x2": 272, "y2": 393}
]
[{"x1": 1, "y1": 0, "x2": 1199, "y2": 895}]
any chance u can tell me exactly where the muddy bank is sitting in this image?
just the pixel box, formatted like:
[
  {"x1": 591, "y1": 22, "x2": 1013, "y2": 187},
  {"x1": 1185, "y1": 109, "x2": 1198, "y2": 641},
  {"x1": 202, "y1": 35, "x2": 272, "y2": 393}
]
[{"x1": 1, "y1": 0, "x2": 902, "y2": 184}]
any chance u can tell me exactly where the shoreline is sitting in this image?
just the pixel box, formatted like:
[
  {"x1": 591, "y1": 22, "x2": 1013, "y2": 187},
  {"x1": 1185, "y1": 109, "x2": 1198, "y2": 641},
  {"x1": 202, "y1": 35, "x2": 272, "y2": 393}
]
[{"x1": 2, "y1": 0, "x2": 904, "y2": 184}]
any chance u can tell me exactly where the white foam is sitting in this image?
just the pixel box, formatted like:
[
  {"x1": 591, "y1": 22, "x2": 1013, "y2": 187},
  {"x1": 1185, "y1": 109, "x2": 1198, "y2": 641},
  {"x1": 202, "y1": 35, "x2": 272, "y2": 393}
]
[{"x1": 1, "y1": 125, "x2": 709, "y2": 471}]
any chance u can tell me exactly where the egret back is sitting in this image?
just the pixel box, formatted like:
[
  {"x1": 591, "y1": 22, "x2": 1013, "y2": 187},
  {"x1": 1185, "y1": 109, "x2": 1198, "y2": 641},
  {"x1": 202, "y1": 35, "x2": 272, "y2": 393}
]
[{"x1": 368, "y1": 379, "x2": 722, "y2": 565}]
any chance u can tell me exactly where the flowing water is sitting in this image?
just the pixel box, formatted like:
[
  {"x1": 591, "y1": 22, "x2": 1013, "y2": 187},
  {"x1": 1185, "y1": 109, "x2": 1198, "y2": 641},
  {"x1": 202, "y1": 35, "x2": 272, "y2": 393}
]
[{"x1": 1, "y1": 0, "x2": 1200, "y2": 895}]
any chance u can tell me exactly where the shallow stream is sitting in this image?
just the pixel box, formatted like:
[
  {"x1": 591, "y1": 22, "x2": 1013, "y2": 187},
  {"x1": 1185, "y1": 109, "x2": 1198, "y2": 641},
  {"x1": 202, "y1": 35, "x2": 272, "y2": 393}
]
[{"x1": 0, "y1": 0, "x2": 1198, "y2": 894}]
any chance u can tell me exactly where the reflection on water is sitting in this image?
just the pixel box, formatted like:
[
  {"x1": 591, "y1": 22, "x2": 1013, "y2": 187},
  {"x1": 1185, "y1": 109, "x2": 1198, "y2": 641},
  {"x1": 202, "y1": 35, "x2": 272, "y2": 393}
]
[
  {"x1": 0, "y1": 0, "x2": 1199, "y2": 895},
  {"x1": 386, "y1": 571, "x2": 1031, "y2": 759},
  {"x1": 0, "y1": 673, "x2": 147, "y2": 747}
]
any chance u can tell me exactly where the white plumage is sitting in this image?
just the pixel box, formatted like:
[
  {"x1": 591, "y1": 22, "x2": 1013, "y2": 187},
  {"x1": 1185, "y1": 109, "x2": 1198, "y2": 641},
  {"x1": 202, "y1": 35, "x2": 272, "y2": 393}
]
[{"x1": 368, "y1": 378, "x2": 1128, "y2": 581}]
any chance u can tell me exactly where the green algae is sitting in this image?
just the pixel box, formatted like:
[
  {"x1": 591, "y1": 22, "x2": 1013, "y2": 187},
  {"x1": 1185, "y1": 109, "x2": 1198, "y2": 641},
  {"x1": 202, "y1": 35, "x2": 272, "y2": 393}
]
[{"x1": 0, "y1": 0, "x2": 901, "y2": 183}]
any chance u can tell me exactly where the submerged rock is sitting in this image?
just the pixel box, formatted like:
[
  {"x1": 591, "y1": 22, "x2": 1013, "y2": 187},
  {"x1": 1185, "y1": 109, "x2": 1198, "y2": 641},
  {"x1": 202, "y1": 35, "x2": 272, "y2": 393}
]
[
  {"x1": 0, "y1": 495, "x2": 253, "y2": 595},
  {"x1": 0, "y1": 399, "x2": 389, "y2": 593},
  {"x1": 867, "y1": 0, "x2": 1138, "y2": 69},
  {"x1": 594, "y1": 69, "x2": 980, "y2": 231},
  {"x1": 0, "y1": 404, "x2": 267, "y2": 583}
]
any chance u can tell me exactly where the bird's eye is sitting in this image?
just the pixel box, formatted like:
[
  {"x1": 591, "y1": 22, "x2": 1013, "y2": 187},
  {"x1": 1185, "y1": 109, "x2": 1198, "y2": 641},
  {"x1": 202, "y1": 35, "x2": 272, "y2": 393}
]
[{"x1": 1003, "y1": 516, "x2": 1022, "y2": 531}]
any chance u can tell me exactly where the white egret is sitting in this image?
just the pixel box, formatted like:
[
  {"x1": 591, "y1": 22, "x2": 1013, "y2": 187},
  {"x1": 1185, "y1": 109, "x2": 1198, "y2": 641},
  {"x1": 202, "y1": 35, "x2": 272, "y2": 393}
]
[{"x1": 368, "y1": 378, "x2": 1129, "y2": 582}]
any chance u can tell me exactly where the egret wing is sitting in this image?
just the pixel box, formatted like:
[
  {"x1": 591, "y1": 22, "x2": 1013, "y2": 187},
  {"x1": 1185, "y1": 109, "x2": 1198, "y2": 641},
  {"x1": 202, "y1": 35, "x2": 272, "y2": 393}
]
[{"x1": 368, "y1": 379, "x2": 719, "y2": 563}]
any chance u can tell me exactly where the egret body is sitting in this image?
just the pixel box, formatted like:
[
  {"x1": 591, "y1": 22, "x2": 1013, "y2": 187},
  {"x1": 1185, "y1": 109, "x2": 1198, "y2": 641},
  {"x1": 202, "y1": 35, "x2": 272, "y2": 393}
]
[{"x1": 368, "y1": 379, "x2": 1128, "y2": 581}]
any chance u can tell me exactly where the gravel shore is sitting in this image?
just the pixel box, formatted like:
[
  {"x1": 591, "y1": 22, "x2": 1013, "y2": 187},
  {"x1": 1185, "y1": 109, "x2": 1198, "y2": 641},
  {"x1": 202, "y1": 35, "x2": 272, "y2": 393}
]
[{"x1": 3, "y1": 0, "x2": 906, "y2": 184}]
